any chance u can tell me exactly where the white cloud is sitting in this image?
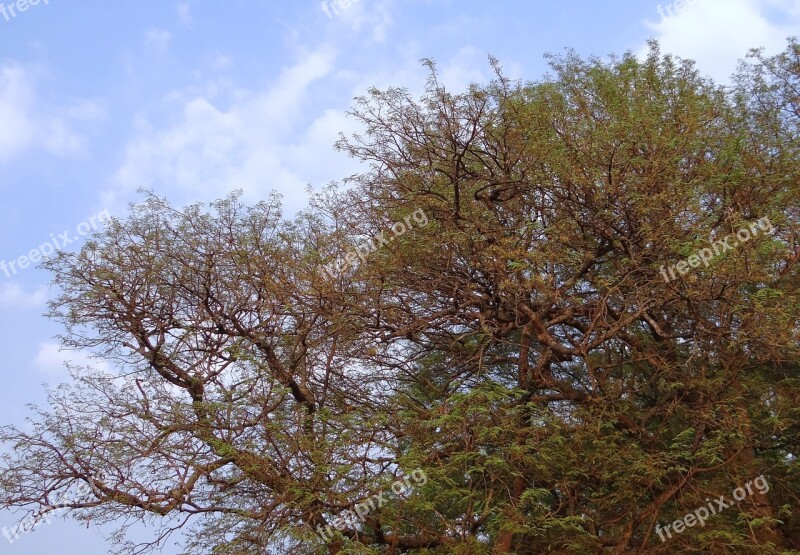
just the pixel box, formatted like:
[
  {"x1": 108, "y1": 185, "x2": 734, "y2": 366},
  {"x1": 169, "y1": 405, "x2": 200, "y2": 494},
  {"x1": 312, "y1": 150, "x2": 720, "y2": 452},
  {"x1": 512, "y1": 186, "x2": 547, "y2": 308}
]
[
  {"x1": 112, "y1": 48, "x2": 343, "y2": 210},
  {"x1": 34, "y1": 342, "x2": 110, "y2": 376},
  {"x1": 0, "y1": 64, "x2": 37, "y2": 161},
  {"x1": 144, "y1": 28, "x2": 172, "y2": 57},
  {"x1": 0, "y1": 282, "x2": 46, "y2": 308},
  {"x1": 346, "y1": 0, "x2": 393, "y2": 43},
  {"x1": 437, "y1": 47, "x2": 493, "y2": 93},
  {"x1": 0, "y1": 62, "x2": 105, "y2": 163},
  {"x1": 320, "y1": 0, "x2": 393, "y2": 42},
  {"x1": 643, "y1": 0, "x2": 800, "y2": 83},
  {"x1": 177, "y1": 2, "x2": 192, "y2": 26},
  {"x1": 210, "y1": 54, "x2": 233, "y2": 70}
]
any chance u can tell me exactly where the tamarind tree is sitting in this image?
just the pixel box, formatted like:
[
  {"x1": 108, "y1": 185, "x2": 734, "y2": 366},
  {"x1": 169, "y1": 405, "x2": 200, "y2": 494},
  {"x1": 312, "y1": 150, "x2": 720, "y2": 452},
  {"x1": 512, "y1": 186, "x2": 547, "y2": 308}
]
[{"x1": 1, "y1": 42, "x2": 799, "y2": 554}]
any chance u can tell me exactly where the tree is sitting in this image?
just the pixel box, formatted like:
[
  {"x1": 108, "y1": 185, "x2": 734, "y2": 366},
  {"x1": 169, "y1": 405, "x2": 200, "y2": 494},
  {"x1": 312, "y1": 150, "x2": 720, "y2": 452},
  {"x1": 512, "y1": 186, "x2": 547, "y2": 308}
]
[{"x1": 1, "y1": 42, "x2": 799, "y2": 554}]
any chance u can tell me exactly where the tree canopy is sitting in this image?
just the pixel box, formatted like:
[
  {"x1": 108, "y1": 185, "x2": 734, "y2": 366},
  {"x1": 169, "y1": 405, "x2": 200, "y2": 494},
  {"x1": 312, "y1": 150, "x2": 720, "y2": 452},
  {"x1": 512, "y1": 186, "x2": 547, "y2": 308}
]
[{"x1": 2, "y1": 41, "x2": 799, "y2": 554}]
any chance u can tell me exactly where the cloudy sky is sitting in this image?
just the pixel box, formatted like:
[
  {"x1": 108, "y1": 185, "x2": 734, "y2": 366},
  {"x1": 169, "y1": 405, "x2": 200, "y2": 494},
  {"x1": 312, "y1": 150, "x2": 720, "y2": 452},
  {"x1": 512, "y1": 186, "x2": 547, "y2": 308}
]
[{"x1": 1, "y1": 0, "x2": 798, "y2": 552}]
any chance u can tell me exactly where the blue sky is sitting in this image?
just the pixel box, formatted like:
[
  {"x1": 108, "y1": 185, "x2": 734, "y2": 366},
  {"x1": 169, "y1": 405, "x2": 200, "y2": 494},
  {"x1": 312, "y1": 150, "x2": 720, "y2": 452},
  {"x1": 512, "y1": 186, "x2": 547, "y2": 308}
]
[{"x1": 1, "y1": 0, "x2": 798, "y2": 552}]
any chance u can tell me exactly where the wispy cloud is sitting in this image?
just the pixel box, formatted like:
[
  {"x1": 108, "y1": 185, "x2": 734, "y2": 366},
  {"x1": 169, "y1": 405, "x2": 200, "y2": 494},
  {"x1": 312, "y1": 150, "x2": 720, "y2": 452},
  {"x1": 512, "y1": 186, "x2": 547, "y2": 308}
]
[
  {"x1": 643, "y1": 0, "x2": 800, "y2": 82},
  {"x1": 111, "y1": 47, "x2": 340, "y2": 209},
  {"x1": 0, "y1": 64, "x2": 37, "y2": 161},
  {"x1": 177, "y1": 2, "x2": 192, "y2": 26},
  {"x1": 0, "y1": 283, "x2": 46, "y2": 308},
  {"x1": 144, "y1": 28, "x2": 172, "y2": 57},
  {"x1": 33, "y1": 342, "x2": 110, "y2": 376},
  {"x1": 0, "y1": 62, "x2": 105, "y2": 163}
]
